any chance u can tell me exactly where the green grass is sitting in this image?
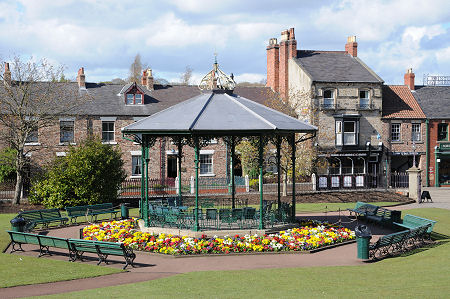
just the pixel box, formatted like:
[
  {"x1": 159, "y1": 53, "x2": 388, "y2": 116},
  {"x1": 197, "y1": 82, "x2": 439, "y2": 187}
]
[
  {"x1": 41, "y1": 208, "x2": 450, "y2": 298},
  {"x1": 0, "y1": 213, "x2": 121, "y2": 288}
]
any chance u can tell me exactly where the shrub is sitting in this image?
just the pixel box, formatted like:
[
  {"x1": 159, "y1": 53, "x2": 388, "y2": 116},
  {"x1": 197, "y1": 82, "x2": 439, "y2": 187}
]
[
  {"x1": 30, "y1": 138, "x2": 126, "y2": 208},
  {"x1": 249, "y1": 178, "x2": 259, "y2": 190},
  {"x1": 0, "y1": 148, "x2": 16, "y2": 182}
]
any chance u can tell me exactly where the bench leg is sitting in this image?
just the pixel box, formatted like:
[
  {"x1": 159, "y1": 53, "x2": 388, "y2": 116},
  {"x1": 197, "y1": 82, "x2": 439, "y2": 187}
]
[
  {"x1": 97, "y1": 253, "x2": 108, "y2": 266},
  {"x1": 10, "y1": 242, "x2": 24, "y2": 254},
  {"x1": 38, "y1": 245, "x2": 51, "y2": 257},
  {"x1": 124, "y1": 252, "x2": 136, "y2": 270}
]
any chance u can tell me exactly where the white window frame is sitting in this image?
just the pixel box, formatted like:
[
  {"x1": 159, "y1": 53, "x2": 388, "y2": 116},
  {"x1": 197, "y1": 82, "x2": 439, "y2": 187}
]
[
  {"x1": 323, "y1": 89, "x2": 334, "y2": 108},
  {"x1": 101, "y1": 121, "x2": 115, "y2": 143},
  {"x1": 335, "y1": 121, "x2": 343, "y2": 146},
  {"x1": 131, "y1": 155, "x2": 142, "y2": 177},
  {"x1": 411, "y1": 123, "x2": 421, "y2": 142},
  {"x1": 199, "y1": 153, "x2": 214, "y2": 176},
  {"x1": 359, "y1": 90, "x2": 370, "y2": 109},
  {"x1": 343, "y1": 121, "x2": 357, "y2": 145},
  {"x1": 391, "y1": 123, "x2": 401, "y2": 142},
  {"x1": 126, "y1": 93, "x2": 143, "y2": 105}
]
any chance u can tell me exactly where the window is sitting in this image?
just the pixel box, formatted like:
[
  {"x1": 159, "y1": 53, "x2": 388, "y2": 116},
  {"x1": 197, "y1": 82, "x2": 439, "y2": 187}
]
[
  {"x1": 200, "y1": 154, "x2": 213, "y2": 175},
  {"x1": 132, "y1": 155, "x2": 142, "y2": 176},
  {"x1": 25, "y1": 128, "x2": 38, "y2": 144},
  {"x1": 60, "y1": 121, "x2": 74, "y2": 143},
  {"x1": 391, "y1": 123, "x2": 401, "y2": 142},
  {"x1": 126, "y1": 93, "x2": 143, "y2": 105},
  {"x1": 343, "y1": 121, "x2": 356, "y2": 145},
  {"x1": 359, "y1": 90, "x2": 370, "y2": 109},
  {"x1": 323, "y1": 90, "x2": 334, "y2": 108},
  {"x1": 102, "y1": 121, "x2": 115, "y2": 142},
  {"x1": 438, "y1": 123, "x2": 448, "y2": 141},
  {"x1": 412, "y1": 123, "x2": 421, "y2": 142},
  {"x1": 335, "y1": 121, "x2": 342, "y2": 146}
]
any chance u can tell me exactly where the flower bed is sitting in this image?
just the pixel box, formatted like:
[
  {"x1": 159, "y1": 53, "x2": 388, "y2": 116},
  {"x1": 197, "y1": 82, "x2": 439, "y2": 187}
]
[{"x1": 82, "y1": 219, "x2": 355, "y2": 255}]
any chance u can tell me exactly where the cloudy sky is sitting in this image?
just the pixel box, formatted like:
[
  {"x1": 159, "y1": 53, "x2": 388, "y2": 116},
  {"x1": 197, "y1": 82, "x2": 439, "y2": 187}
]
[{"x1": 0, "y1": 0, "x2": 449, "y2": 85}]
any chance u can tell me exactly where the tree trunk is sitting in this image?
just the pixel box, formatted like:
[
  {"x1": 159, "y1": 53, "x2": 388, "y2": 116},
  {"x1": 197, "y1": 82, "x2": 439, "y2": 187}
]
[{"x1": 13, "y1": 170, "x2": 23, "y2": 205}]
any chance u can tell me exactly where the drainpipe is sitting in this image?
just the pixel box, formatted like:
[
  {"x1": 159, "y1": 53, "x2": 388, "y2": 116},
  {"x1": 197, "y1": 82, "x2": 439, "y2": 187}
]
[{"x1": 426, "y1": 119, "x2": 429, "y2": 186}]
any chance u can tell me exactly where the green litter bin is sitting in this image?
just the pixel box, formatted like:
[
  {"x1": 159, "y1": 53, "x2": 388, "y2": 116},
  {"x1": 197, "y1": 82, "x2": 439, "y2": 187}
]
[
  {"x1": 10, "y1": 217, "x2": 26, "y2": 232},
  {"x1": 355, "y1": 225, "x2": 372, "y2": 260},
  {"x1": 121, "y1": 203, "x2": 129, "y2": 219}
]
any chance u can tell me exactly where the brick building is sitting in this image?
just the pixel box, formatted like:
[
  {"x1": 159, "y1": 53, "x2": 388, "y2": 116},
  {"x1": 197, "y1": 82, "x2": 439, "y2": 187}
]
[
  {"x1": 266, "y1": 28, "x2": 385, "y2": 186},
  {"x1": 4, "y1": 65, "x2": 274, "y2": 181},
  {"x1": 381, "y1": 70, "x2": 426, "y2": 184},
  {"x1": 412, "y1": 74, "x2": 450, "y2": 187}
]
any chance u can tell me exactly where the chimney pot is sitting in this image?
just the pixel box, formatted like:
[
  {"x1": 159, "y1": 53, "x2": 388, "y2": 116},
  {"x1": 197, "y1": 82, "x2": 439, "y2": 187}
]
[
  {"x1": 345, "y1": 36, "x2": 358, "y2": 57},
  {"x1": 280, "y1": 30, "x2": 289, "y2": 42},
  {"x1": 288, "y1": 28, "x2": 295, "y2": 40},
  {"x1": 404, "y1": 68, "x2": 415, "y2": 90}
]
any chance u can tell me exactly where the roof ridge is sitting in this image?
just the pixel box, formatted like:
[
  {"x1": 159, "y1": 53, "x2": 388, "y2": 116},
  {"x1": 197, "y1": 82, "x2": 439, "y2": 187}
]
[
  {"x1": 189, "y1": 92, "x2": 214, "y2": 130},
  {"x1": 225, "y1": 93, "x2": 277, "y2": 129}
]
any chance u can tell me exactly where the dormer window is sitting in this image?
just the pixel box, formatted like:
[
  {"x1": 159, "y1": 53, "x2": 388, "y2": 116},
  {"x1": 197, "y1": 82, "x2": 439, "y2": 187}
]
[{"x1": 126, "y1": 93, "x2": 143, "y2": 105}]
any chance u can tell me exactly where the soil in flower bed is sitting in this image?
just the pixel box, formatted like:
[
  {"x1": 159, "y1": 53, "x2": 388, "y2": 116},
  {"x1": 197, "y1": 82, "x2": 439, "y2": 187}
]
[{"x1": 0, "y1": 201, "x2": 45, "y2": 214}]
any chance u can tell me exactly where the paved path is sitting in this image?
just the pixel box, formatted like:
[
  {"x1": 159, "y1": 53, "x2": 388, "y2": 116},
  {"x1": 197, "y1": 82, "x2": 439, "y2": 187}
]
[{"x1": 394, "y1": 187, "x2": 450, "y2": 210}]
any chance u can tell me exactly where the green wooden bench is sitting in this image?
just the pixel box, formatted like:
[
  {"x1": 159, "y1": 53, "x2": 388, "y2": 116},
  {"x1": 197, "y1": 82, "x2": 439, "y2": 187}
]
[
  {"x1": 348, "y1": 202, "x2": 401, "y2": 226},
  {"x1": 393, "y1": 214, "x2": 437, "y2": 235},
  {"x1": 8, "y1": 231, "x2": 71, "y2": 258},
  {"x1": 347, "y1": 202, "x2": 379, "y2": 218},
  {"x1": 18, "y1": 209, "x2": 68, "y2": 231},
  {"x1": 66, "y1": 203, "x2": 119, "y2": 224},
  {"x1": 68, "y1": 239, "x2": 136, "y2": 269},
  {"x1": 369, "y1": 230, "x2": 410, "y2": 260}
]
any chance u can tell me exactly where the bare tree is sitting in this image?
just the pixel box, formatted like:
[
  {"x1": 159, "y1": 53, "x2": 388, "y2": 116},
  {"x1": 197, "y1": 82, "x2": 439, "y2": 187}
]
[
  {"x1": 180, "y1": 66, "x2": 193, "y2": 85},
  {"x1": 0, "y1": 57, "x2": 88, "y2": 204},
  {"x1": 128, "y1": 54, "x2": 143, "y2": 83}
]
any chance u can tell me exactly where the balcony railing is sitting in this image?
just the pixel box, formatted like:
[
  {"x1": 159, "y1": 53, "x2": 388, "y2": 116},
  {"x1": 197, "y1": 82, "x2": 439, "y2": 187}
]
[
  {"x1": 356, "y1": 103, "x2": 375, "y2": 110},
  {"x1": 320, "y1": 103, "x2": 338, "y2": 110}
]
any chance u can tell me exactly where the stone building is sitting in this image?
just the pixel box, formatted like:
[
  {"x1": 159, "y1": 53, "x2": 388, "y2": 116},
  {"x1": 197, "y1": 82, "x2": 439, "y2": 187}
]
[{"x1": 266, "y1": 28, "x2": 385, "y2": 187}]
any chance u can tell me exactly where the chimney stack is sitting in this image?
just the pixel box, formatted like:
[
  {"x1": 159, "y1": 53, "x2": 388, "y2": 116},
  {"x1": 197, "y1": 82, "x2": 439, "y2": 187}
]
[
  {"x1": 404, "y1": 68, "x2": 415, "y2": 90},
  {"x1": 4, "y1": 62, "x2": 11, "y2": 86},
  {"x1": 77, "y1": 67, "x2": 86, "y2": 89},
  {"x1": 145, "y1": 68, "x2": 154, "y2": 90},
  {"x1": 141, "y1": 70, "x2": 147, "y2": 86},
  {"x1": 345, "y1": 36, "x2": 358, "y2": 57},
  {"x1": 266, "y1": 38, "x2": 280, "y2": 92},
  {"x1": 278, "y1": 27, "x2": 297, "y2": 100}
]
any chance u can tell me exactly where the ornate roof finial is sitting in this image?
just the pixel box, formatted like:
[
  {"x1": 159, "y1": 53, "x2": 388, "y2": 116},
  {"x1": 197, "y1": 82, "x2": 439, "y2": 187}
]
[{"x1": 198, "y1": 54, "x2": 236, "y2": 91}]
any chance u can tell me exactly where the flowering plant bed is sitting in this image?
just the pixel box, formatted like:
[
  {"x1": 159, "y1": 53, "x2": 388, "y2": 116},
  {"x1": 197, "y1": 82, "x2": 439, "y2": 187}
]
[{"x1": 82, "y1": 219, "x2": 355, "y2": 255}]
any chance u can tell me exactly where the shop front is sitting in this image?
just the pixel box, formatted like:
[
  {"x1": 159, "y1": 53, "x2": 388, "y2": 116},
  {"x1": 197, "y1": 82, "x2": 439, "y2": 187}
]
[{"x1": 435, "y1": 142, "x2": 450, "y2": 187}]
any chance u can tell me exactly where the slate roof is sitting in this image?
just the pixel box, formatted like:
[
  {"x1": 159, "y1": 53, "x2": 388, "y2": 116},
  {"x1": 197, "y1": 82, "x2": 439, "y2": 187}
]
[
  {"x1": 293, "y1": 50, "x2": 383, "y2": 83},
  {"x1": 382, "y1": 85, "x2": 425, "y2": 119},
  {"x1": 413, "y1": 86, "x2": 450, "y2": 119},
  {"x1": 76, "y1": 83, "x2": 275, "y2": 116},
  {"x1": 122, "y1": 90, "x2": 317, "y2": 135}
]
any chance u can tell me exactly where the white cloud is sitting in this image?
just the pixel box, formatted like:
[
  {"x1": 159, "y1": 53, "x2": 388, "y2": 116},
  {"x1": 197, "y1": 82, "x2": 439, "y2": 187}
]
[{"x1": 234, "y1": 73, "x2": 265, "y2": 83}]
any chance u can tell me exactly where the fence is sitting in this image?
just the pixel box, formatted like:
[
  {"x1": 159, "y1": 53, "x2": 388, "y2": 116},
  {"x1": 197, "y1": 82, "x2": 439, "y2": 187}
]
[
  {"x1": 315, "y1": 173, "x2": 386, "y2": 190},
  {"x1": 390, "y1": 172, "x2": 409, "y2": 188},
  {"x1": 0, "y1": 178, "x2": 30, "y2": 200}
]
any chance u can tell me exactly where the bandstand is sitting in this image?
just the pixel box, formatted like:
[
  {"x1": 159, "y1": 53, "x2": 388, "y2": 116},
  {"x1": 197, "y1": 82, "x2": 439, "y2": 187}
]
[{"x1": 121, "y1": 61, "x2": 317, "y2": 232}]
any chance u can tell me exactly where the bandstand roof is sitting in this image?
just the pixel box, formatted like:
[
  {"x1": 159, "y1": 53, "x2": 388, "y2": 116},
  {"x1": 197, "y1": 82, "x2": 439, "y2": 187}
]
[{"x1": 121, "y1": 90, "x2": 317, "y2": 136}]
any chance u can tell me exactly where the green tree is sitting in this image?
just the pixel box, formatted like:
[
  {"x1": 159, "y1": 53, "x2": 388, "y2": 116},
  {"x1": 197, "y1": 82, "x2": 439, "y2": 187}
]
[
  {"x1": 30, "y1": 138, "x2": 126, "y2": 208},
  {"x1": 0, "y1": 148, "x2": 16, "y2": 182}
]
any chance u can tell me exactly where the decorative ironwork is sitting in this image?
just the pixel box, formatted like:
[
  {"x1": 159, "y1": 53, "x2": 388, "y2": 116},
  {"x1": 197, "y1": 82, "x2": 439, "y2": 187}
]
[
  {"x1": 423, "y1": 74, "x2": 450, "y2": 86},
  {"x1": 198, "y1": 56, "x2": 236, "y2": 91}
]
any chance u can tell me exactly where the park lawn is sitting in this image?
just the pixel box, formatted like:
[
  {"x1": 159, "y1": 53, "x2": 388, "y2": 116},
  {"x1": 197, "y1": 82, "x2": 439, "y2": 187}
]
[
  {"x1": 42, "y1": 207, "x2": 450, "y2": 299},
  {"x1": 0, "y1": 213, "x2": 121, "y2": 288}
]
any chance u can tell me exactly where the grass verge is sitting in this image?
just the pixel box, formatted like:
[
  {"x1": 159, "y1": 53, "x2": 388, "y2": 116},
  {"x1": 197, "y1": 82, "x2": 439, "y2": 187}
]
[
  {"x1": 41, "y1": 208, "x2": 450, "y2": 298},
  {"x1": 0, "y1": 213, "x2": 121, "y2": 288}
]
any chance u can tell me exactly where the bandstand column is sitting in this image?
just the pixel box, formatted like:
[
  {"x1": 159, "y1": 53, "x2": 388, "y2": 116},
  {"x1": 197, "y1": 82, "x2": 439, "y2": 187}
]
[
  {"x1": 177, "y1": 138, "x2": 183, "y2": 197},
  {"x1": 259, "y1": 135, "x2": 265, "y2": 229},
  {"x1": 290, "y1": 134, "x2": 296, "y2": 223},
  {"x1": 276, "y1": 136, "x2": 281, "y2": 209},
  {"x1": 194, "y1": 137, "x2": 200, "y2": 231},
  {"x1": 231, "y1": 137, "x2": 236, "y2": 209}
]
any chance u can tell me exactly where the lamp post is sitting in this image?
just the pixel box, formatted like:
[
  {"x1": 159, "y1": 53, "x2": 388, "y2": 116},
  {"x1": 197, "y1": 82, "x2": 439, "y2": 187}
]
[{"x1": 412, "y1": 142, "x2": 416, "y2": 168}]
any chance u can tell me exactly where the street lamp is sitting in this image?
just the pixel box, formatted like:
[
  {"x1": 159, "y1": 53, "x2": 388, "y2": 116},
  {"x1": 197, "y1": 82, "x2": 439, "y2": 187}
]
[{"x1": 412, "y1": 142, "x2": 416, "y2": 167}]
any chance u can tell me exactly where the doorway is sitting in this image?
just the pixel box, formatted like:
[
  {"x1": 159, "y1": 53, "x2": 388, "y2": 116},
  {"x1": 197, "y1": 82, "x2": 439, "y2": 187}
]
[{"x1": 167, "y1": 155, "x2": 177, "y2": 178}]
